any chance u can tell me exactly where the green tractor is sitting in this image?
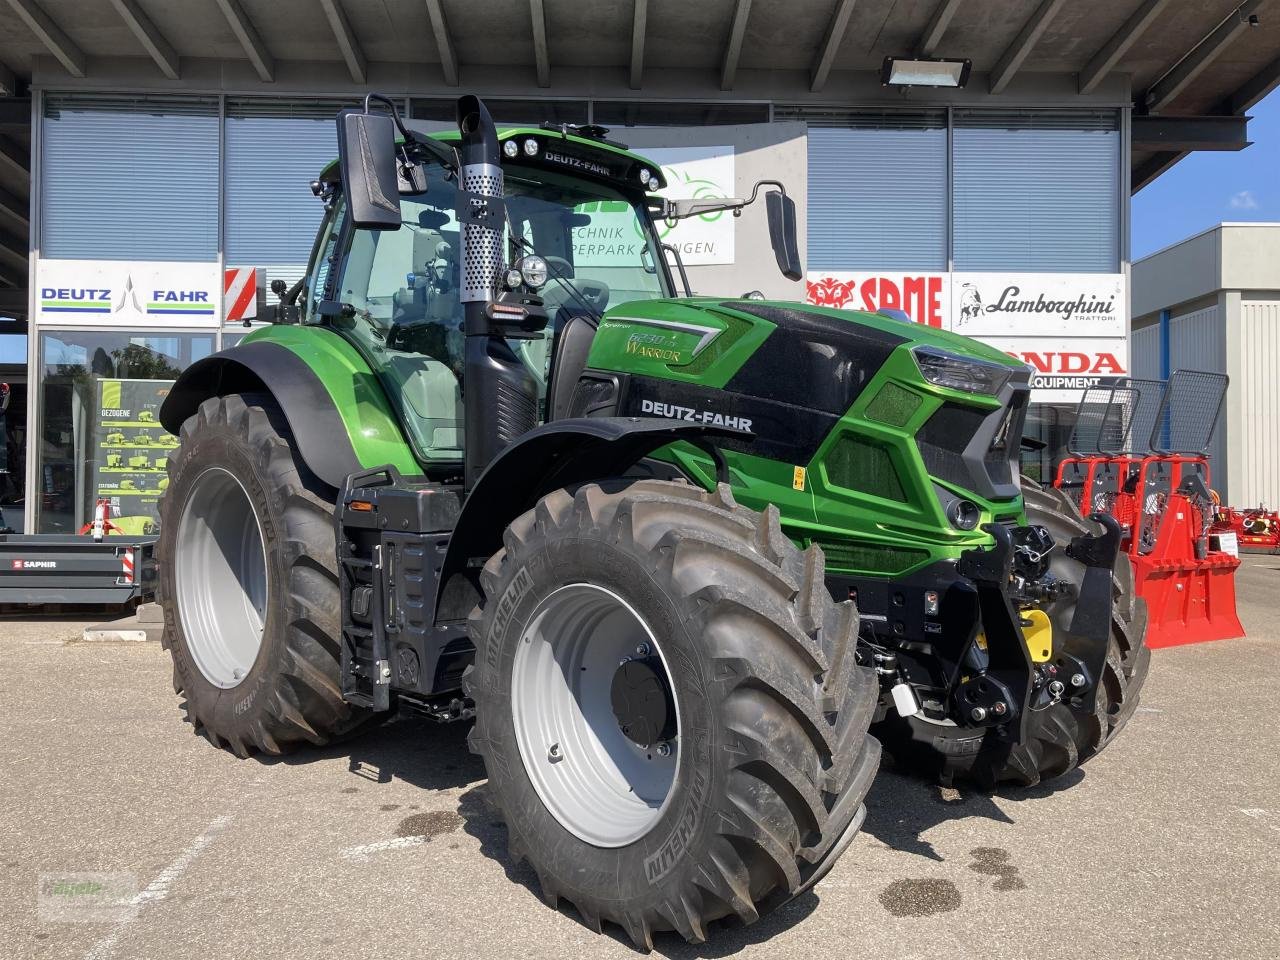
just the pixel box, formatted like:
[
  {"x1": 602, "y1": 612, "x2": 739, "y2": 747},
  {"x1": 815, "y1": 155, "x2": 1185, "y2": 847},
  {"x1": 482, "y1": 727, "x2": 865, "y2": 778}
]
[{"x1": 156, "y1": 96, "x2": 1148, "y2": 946}]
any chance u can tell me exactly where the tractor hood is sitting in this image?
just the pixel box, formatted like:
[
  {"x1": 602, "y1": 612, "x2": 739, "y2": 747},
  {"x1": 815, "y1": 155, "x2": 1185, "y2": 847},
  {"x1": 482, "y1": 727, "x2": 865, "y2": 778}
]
[
  {"x1": 589, "y1": 296, "x2": 1028, "y2": 393},
  {"x1": 581, "y1": 296, "x2": 1032, "y2": 503}
]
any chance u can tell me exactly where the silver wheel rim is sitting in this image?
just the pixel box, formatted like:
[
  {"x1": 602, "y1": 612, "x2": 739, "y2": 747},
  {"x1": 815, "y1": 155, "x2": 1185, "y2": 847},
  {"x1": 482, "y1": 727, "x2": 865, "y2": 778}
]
[
  {"x1": 175, "y1": 467, "x2": 268, "y2": 689},
  {"x1": 510, "y1": 583, "x2": 680, "y2": 848}
]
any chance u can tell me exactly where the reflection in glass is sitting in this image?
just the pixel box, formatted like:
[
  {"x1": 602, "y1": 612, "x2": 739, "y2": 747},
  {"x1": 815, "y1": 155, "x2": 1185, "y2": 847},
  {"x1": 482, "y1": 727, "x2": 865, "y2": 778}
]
[{"x1": 36, "y1": 332, "x2": 214, "y2": 533}]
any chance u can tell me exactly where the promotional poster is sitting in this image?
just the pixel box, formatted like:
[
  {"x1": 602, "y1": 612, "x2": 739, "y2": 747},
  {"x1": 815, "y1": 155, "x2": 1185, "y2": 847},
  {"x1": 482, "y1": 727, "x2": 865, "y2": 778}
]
[{"x1": 91, "y1": 378, "x2": 175, "y2": 535}]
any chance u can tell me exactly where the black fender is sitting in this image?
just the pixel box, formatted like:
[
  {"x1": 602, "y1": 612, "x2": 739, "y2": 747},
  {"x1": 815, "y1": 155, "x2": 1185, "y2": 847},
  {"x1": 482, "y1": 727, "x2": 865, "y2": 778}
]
[
  {"x1": 158, "y1": 341, "x2": 363, "y2": 490},
  {"x1": 433, "y1": 416, "x2": 742, "y2": 621}
]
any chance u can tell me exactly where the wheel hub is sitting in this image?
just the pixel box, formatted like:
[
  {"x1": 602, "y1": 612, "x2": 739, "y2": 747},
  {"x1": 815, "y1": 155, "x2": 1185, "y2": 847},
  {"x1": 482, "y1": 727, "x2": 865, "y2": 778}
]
[
  {"x1": 509, "y1": 583, "x2": 680, "y2": 848},
  {"x1": 610, "y1": 657, "x2": 676, "y2": 748},
  {"x1": 174, "y1": 467, "x2": 268, "y2": 689}
]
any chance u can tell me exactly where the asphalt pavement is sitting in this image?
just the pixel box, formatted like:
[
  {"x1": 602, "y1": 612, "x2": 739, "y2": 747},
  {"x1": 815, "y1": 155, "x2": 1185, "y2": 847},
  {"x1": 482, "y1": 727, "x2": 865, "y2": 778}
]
[{"x1": 2, "y1": 556, "x2": 1279, "y2": 960}]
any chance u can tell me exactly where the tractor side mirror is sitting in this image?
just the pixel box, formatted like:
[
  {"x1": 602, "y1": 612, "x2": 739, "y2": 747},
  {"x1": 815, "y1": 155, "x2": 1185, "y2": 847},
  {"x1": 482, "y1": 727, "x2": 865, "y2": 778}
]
[
  {"x1": 336, "y1": 108, "x2": 402, "y2": 230},
  {"x1": 765, "y1": 190, "x2": 802, "y2": 281}
]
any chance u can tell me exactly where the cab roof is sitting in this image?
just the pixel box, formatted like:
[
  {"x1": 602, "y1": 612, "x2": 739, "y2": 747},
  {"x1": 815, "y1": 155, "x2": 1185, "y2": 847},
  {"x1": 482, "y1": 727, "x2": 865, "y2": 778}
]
[{"x1": 319, "y1": 125, "x2": 666, "y2": 192}]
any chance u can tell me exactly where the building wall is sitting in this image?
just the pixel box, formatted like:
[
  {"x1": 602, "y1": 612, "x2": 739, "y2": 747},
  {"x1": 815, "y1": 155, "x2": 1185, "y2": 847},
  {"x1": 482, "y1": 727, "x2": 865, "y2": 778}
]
[
  {"x1": 1238, "y1": 296, "x2": 1280, "y2": 508},
  {"x1": 1130, "y1": 323, "x2": 1160, "y2": 380},
  {"x1": 1222, "y1": 227, "x2": 1280, "y2": 292},
  {"x1": 1131, "y1": 228, "x2": 1221, "y2": 320},
  {"x1": 1131, "y1": 224, "x2": 1280, "y2": 507}
]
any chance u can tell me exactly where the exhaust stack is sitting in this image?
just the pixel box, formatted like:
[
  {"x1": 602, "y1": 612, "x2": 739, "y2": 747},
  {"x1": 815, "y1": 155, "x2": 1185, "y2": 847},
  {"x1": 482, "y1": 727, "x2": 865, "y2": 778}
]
[{"x1": 456, "y1": 96, "x2": 541, "y2": 489}]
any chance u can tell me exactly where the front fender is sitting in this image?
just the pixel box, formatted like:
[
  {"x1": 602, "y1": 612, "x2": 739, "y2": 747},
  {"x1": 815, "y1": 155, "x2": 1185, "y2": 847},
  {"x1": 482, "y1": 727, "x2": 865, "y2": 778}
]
[
  {"x1": 434, "y1": 416, "x2": 740, "y2": 620},
  {"x1": 159, "y1": 327, "x2": 420, "y2": 489}
]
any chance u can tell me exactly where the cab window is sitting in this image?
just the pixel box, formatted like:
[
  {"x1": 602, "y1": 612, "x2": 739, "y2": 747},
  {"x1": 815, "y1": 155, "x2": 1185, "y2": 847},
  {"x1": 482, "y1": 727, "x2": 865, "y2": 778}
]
[{"x1": 334, "y1": 178, "x2": 465, "y2": 467}]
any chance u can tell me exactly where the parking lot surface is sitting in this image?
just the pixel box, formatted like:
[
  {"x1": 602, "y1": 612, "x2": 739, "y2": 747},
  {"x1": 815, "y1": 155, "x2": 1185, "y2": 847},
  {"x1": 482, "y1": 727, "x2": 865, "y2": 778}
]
[{"x1": 3, "y1": 555, "x2": 1279, "y2": 960}]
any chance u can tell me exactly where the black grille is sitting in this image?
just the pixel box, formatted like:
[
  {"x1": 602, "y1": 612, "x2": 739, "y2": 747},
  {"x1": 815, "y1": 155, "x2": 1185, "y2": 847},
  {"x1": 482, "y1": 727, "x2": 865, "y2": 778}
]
[
  {"x1": 566, "y1": 374, "x2": 619, "y2": 418},
  {"x1": 917, "y1": 402, "x2": 985, "y2": 490},
  {"x1": 494, "y1": 378, "x2": 537, "y2": 443},
  {"x1": 824, "y1": 436, "x2": 907, "y2": 501},
  {"x1": 916, "y1": 389, "x2": 1027, "y2": 499}
]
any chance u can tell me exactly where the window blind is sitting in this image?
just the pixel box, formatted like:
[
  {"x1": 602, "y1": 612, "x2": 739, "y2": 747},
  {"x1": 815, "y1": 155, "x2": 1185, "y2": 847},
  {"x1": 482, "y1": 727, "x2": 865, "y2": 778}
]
[
  {"x1": 42, "y1": 95, "x2": 219, "y2": 261},
  {"x1": 801, "y1": 114, "x2": 947, "y2": 271},
  {"x1": 223, "y1": 98, "x2": 357, "y2": 266},
  {"x1": 952, "y1": 110, "x2": 1119, "y2": 272}
]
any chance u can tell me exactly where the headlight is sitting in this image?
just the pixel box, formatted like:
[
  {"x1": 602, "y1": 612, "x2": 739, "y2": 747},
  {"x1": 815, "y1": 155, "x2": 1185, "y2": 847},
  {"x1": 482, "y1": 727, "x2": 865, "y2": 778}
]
[
  {"x1": 522, "y1": 137, "x2": 539, "y2": 157},
  {"x1": 517, "y1": 255, "x2": 548, "y2": 289},
  {"x1": 912, "y1": 346, "x2": 1015, "y2": 396},
  {"x1": 502, "y1": 140, "x2": 519, "y2": 159},
  {"x1": 503, "y1": 267, "x2": 523, "y2": 289},
  {"x1": 638, "y1": 167, "x2": 652, "y2": 187}
]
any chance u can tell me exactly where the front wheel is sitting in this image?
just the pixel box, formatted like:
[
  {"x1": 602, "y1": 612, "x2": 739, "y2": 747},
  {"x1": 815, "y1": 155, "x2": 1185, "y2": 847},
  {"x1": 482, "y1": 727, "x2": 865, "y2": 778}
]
[{"x1": 464, "y1": 479, "x2": 881, "y2": 947}]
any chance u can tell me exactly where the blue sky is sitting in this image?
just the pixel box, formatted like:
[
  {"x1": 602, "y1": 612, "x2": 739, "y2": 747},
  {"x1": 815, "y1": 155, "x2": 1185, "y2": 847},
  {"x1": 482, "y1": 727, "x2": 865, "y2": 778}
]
[{"x1": 1132, "y1": 86, "x2": 1280, "y2": 261}]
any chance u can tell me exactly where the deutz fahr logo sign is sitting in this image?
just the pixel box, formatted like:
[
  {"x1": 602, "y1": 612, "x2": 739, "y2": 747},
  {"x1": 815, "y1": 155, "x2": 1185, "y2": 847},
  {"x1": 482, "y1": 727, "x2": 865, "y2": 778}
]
[
  {"x1": 36, "y1": 260, "x2": 221, "y2": 325},
  {"x1": 41, "y1": 277, "x2": 214, "y2": 317}
]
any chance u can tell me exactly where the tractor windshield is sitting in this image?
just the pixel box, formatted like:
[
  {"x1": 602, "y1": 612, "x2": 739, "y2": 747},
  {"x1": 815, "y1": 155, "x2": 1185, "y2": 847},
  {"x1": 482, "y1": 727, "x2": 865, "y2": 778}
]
[
  {"x1": 503, "y1": 164, "x2": 670, "y2": 313},
  {"x1": 327, "y1": 160, "x2": 668, "y2": 470}
]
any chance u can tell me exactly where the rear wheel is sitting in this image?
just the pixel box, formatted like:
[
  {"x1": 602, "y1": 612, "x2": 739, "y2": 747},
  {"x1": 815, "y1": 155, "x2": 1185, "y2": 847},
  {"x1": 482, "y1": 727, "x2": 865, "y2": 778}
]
[
  {"x1": 157, "y1": 393, "x2": 370, "y2": 757},
  {"x1": 465, "y1": 480, "x2": 881, "y2": 947},
  {"x1": 878, "y1": 477, "x2": 1151, "y2": 788}
]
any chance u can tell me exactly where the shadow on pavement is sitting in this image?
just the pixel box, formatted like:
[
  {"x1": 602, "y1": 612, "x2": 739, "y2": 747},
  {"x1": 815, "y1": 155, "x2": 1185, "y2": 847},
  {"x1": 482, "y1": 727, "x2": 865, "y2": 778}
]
[
  {"x1": 862, "y1": 753, "x2": 1086, "y2": 862},
  {"x1": 862, "y1": 757, "x2": 1013, "y2": 862},
  {"x1": 263, "y1": 713, "x2": 486, "y2": 793}
]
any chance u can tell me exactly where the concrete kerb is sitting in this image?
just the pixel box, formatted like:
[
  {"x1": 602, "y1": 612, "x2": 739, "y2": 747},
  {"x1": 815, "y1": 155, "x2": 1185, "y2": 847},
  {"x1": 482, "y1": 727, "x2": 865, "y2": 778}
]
[{"x1": 82, "y1": 603, "x2": 164, "y2": 642}]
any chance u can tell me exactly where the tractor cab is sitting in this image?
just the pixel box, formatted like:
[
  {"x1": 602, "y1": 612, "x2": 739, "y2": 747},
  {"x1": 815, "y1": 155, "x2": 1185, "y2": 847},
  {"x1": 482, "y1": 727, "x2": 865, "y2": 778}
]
[
  {"x1": 299, "y1": 127, "x2": 672, "y2": 471},
  {"x1": 279, "y1": 97, "x2": 799, "y2": 482}
]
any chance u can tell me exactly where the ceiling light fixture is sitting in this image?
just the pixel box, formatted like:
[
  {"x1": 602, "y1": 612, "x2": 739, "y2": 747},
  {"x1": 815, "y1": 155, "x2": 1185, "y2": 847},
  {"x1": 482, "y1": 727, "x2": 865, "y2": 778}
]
[{"x1": 880, "y1": 56, "x2": 971, "y2": 89}]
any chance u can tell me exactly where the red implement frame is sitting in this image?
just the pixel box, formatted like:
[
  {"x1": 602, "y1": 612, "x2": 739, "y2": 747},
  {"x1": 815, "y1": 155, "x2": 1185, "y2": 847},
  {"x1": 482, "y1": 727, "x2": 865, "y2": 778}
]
[{"x1": 1052, "y1": 373, "x2": 1243, "y2": 649}]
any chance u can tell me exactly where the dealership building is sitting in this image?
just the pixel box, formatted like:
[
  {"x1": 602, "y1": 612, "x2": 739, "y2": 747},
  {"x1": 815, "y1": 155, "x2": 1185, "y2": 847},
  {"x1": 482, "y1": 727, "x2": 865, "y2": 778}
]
[
  {"x1": 0, "y1": 0, "x2": 1278, "y2": 534},
  {"x1": 1132, "y1": 221, "x2": 1280, "y2": 509}
]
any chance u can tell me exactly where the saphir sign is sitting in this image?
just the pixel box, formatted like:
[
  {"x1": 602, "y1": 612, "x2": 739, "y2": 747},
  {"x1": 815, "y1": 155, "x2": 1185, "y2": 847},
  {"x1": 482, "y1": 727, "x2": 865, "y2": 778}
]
[{"x1": 35, "y1": 260, "x2": 221, "y2": 328}]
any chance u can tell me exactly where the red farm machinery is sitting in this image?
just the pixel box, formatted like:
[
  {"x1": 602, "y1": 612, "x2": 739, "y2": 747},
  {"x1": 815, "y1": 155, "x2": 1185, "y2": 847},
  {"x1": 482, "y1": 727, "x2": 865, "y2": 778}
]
[
  {"x1": 1210, "y1": 500, "x2": 1280, "y2": 554},
  {"x1": 1053, "y1": 370, "x2": 1244, "y2": 649}
]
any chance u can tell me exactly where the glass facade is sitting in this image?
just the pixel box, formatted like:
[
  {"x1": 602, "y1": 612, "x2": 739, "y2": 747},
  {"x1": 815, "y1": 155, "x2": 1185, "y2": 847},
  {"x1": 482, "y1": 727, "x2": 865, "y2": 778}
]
[
  {"x1": 34, "y1": 331, "x2": 213, "y2": 533},
  {"x1": 0, "y1": 331, "x2": 23, "y2": 534},
  {"x1": 952, "y1": 111, "x2": 1119, "y2": 272},
  {"x1": 410, "y1": 98, "x2": 588, "y2": 128},
  {"x1": 804, "y1": 112, "x2": 948, "y2": 271},
  {"x1": 223, "y1": 98, "x2": 359, "y2": 273}
]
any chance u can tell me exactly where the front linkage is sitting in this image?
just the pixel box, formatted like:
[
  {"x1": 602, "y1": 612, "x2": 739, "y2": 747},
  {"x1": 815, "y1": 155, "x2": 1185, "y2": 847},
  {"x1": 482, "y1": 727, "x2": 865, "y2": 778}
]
[{"x1": 831, "y1": 514, "x2": 1121, "y2": 758}]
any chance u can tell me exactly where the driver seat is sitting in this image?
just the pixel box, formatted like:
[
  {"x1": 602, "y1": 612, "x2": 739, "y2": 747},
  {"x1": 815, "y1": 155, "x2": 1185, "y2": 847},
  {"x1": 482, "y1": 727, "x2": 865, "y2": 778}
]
[{"x1": 546, "y1": 314, "x2": 599, "y2": 421}]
